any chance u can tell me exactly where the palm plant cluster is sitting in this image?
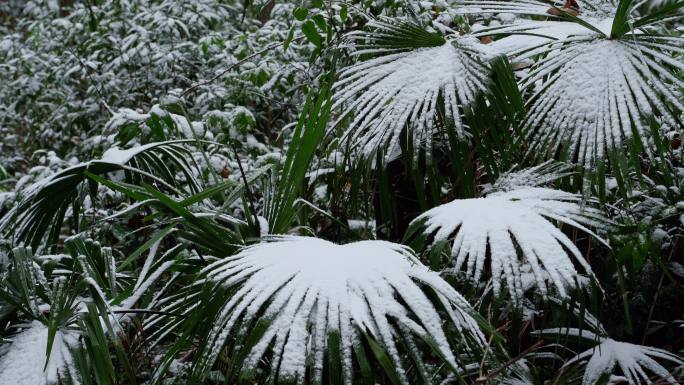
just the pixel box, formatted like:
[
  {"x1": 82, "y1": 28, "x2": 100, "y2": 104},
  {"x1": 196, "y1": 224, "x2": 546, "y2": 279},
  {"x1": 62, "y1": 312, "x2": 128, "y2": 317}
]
[{"x1": 0, "y1": 0, "x2": 683, "y2": 384}]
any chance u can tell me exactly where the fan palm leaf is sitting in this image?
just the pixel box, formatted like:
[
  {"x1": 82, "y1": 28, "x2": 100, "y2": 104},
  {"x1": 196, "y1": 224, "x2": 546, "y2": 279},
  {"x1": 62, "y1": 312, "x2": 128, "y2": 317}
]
[
  {"x1": 456, "y1": 0, "x2": 684, "y2": 167},
  {"x1": 456, "y1": 0, "x2": 618, "y2": 18},
  {"x1": 180, "y1": 236, "x2": 486, "y2": 384},
  {"x1": 538, "y1": 328, "x2": 684, "y2": 385},
  {"x1": 522, "y1": 35, "x2": 684, "y2": 166},
  {"x1": 333, "y1": 18, "x2": 491, "y2": 162},
  {"x1": 0, "y1": 140, "x2": 202, "y2": 249},
  {"x1": 408, "y1": 165, "x2": 607, "y2": 300}
]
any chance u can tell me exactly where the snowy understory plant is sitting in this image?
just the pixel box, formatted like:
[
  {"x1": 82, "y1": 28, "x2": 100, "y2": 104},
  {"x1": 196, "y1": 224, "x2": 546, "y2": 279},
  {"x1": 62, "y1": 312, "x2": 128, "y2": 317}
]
[
  {"x1": 0, "y1": 0, "x2": 682, "y2": 384},
  {"x1": 456, "y1": 0, "x2": 684, "y2": 168},
  {"x1": 536, "y1": 328, "x2": 684, "y2": 385},
  {"x1": 333, "y1": 18, "x2": 491, "y2": 161}
]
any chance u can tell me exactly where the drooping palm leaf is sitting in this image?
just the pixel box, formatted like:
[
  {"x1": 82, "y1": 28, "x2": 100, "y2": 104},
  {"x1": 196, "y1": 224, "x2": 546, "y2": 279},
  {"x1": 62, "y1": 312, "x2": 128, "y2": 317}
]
[
  {"x1": 537, "y1": 328, "x2": 684, "y2": 385},
  {"x1": 408, "y1": 165, "x2": 607, "y2": 300},
  {"x1": 163, "y1": 236, "x2": 486, "y2": 384},
  {"x1": 0, "y1": 140, "x2": 202, "y2": 249}
]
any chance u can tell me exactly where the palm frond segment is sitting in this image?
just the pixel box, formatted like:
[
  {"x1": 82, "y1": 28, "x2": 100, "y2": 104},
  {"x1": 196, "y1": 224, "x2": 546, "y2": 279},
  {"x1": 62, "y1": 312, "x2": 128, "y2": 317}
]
[
  {"x1": 482, "y1": 160, "x2": 575, "y2": 193},
  {"x1": 455, "y1": 0, "x2": 684, "y2": 168},
  {"x1": 474, "y1": 19, "x2": 612, "y2": 56},
  {"x1": 333, "y1": 18, "x2": 490, "y2": 161},
  {"x1": 0, "y1": 140, "x2": 200, "y2": 249},
  {"x1": 571, "y1": 338, "x2": 683, "y2": 385},
  {"x1": 192, "y1": 236, "x2": 485, "y2": 383},
  {"x1": 454, "y1": 0, "x2": 618, "y2": 19}
]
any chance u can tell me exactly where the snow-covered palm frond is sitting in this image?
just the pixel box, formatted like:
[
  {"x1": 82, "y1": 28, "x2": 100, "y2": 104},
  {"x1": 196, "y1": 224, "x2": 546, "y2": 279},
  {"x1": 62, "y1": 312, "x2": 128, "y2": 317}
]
[
  {"x1": 69, "y1": 236, "x2": 179, "y2": 333},
  {"x1": 522, "y1": 35, "x2": 684, "y2": 166},
  {"x1": 0, "y1": 238, "x2": 177, "y2": 385},
  {"x1": 572, "y1": 339, "x2": 683, "y2": 385},
  {"x1": 539, "y1": 328, "x2": 683, "y2": 385},
  {"x1": 0, "y1": 321, "x2": 80, "y2": 385},
  {"x1": 189, "y1": 236, "x2": 485, "y2": 384},
  {"x1": 410, "y1": 184, "x2": 606, "y2": 300},
  {"x1": 333, "y1": 18, "x2": 490, "y2": 161},
  {"x1": 456, "y1": 0, "x2": 684, "y2": 167},
  {"x1": 456, "y1": 0, "x2": 616, "y2": 56},
  {"x1": 475, "y1": 18, "x2": 613, "y2": 56}
]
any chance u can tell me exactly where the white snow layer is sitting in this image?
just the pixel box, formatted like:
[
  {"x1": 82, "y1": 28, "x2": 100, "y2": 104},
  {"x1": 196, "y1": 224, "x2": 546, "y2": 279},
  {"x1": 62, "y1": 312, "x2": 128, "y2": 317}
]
[
  {"x1": 100, "y1": 142, "x2": 161, "y2": 165},
  {"x1": 523, "y1": 37, "x2": 684, "y2": 165},
  {"x1": 0, "y1": 321, "x2": 80, "y2": 385},
  {"x1": 454, "y1": 0, "x2": 618, "y2": 19},
  {"x1": 565, "y1": 336, "x2": 683, "y2": 385},
  {"x1": 455, "y1": 0, "x2": 684, "y2": 166}
]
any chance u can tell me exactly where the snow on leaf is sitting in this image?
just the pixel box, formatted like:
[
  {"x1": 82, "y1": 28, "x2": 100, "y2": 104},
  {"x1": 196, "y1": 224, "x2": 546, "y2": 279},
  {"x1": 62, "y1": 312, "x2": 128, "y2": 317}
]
[
  {"x1": 0, "y1": 321, "x2": 80, "y2": 385},
  {"x1": 99, "y1": 142, "x2": 165, "y2": 165},
  {"x1": 474, "y1": 18, "x2": 613, "y2": 56},
  {"x1": 564, "y1": 336, "x2": 683, "y2": 385},
  {"x1": 482, "y1": 160, "x2": 574, "y2": 194},
  {"x1": 103, "y1": 108, "x2": 150, "y2": 133},
  {"x1": 197, "y1": 236, "x2": 485, "y2": 384},
  {"x1": 456, "y1": 0, "x2": 684, "y2": 167},
  {"x1": 412, "y1": 186, "x2": 606, "y2": 300},
  {"x1": 0, "y1": 140, "x2": 201, "y2": 248},
  {"x1": 333, "y1": 19, "x2": 490, "y2": 161}
]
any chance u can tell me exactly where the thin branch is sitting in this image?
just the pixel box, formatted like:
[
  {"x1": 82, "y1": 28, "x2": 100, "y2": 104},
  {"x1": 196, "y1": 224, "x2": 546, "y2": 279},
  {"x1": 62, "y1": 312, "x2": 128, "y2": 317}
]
[
  {"x1": 181, "y1": 36, "x2": 305, "y2": 97},
  {"x1": 474, "y1": 340, "x2": 545, "y2": 384},
  {"x1": 232, "y1": 144, "x2": 261, "y2": 233}
]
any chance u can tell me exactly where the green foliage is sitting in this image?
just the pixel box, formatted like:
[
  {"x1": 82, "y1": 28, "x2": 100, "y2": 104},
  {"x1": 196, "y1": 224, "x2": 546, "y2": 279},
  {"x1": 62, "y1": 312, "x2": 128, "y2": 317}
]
[
  {"x1": 0, "y1": 1, "x2": 682, "y2": 384},
  {"x1": 265, "y1": 55, "x2": 337, "y2": 234}
]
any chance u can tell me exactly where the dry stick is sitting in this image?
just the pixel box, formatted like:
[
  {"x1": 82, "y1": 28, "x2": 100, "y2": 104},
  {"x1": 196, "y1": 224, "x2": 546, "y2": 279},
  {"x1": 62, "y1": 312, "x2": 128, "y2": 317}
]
[
  {"x1": 642, "y1": 239, "x2": 678, "y2": 344},
  {"x1": 474, "y1": 340, "x2": 545, "y2": 384},
  {"x1": 231, "y1": 144, "x2": 261, "y2": 233},
  {"x1": 181, "y1": 36, "x2": 306, "y2": 97}
]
